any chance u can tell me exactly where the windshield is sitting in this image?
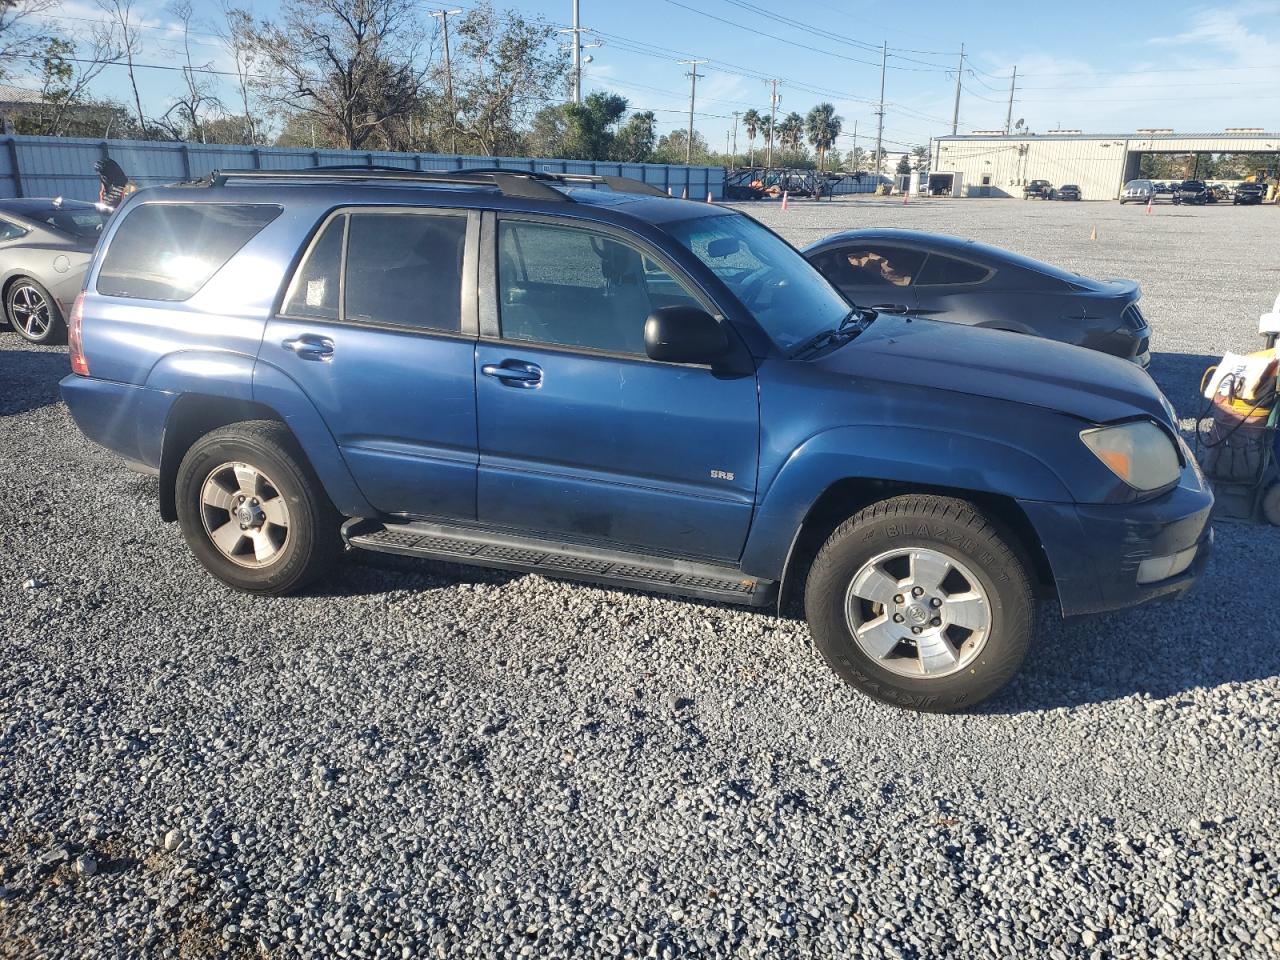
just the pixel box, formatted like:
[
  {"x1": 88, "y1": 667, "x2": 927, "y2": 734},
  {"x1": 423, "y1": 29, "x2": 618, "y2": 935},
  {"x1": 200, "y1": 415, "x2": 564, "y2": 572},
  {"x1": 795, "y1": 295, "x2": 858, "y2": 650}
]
[
  {"x1": 1182, "y1": 181, "x2": 1204, "y2": 189},
  {"x1": 666, "y1": 212, "x2": 850, "y2": 354},
  {"x1": 39, "y1": 206, "x2": 109, "y2": 239}
]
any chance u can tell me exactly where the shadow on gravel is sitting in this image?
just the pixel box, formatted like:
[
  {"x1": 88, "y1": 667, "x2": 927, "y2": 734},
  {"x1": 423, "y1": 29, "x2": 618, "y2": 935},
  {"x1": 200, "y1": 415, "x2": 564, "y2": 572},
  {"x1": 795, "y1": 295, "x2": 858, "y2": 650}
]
[
  {"x1": 1146, "y1": 351, "x2": 1218, "y2": 420},
  {"x1": 0, "y1": 347, "x2": 69, "y2": 415}
]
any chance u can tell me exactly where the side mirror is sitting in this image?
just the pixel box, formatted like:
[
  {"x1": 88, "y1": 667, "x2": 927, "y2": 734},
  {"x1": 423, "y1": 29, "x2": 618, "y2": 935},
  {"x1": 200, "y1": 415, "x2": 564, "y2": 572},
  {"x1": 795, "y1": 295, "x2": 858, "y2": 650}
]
[{"x1": 644, "y1": 305, "x2": 729, "y2": 364}]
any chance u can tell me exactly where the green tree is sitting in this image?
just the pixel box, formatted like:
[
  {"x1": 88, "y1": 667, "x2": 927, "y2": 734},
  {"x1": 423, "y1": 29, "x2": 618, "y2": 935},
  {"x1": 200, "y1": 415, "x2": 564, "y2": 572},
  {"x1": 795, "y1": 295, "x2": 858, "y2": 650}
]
[
  {"x1": 804, "y1": 102, "x2": 842, "y2": 171},
  {"x1": 895, "y1": 153, "x2": 911, "y2": 175},
  {"x1": 612, "y1": 111, "x2": 656, "y2": 162},
  {"x1": 652, "y1": 128, "x2": 711, "y2": 166},
  {"x1": 911, "y1": 145, "x2": 929, "y2": 172}
]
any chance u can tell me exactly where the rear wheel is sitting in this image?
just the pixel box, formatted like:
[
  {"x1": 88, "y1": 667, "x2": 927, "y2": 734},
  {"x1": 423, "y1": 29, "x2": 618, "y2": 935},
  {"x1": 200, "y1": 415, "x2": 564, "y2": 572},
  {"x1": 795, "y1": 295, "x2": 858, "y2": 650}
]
[
  {"x1": 5, "y1": 278, "x2": 65, "y2": 344},
  {"x1": 804, "y1": 495, "x2": 1033, "y2": 712},
  {"x1": 175, "y1": 421, "x2": 341, "y2": 594}
]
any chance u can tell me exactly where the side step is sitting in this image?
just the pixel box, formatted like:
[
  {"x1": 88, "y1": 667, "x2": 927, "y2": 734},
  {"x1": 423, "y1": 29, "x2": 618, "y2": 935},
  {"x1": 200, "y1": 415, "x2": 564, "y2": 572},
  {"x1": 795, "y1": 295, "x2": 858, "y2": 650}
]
[{"x1": 342, "y1": 518, "x2": 776, "y2": 607}]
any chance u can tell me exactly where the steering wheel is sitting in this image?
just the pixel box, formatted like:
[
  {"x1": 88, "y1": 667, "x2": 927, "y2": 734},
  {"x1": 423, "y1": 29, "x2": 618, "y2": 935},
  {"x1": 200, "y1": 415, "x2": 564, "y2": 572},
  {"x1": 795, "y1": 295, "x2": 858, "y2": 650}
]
[{"x1": 738, "y1": 264, "x2": 787, "y2": 305}]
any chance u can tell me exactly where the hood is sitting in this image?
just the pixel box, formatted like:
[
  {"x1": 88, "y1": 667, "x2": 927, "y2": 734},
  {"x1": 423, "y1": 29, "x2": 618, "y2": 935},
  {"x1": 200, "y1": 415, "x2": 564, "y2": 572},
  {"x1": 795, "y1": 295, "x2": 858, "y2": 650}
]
[{"x1": 813, "y1": 315, "x2": 1170, "y2": 425}]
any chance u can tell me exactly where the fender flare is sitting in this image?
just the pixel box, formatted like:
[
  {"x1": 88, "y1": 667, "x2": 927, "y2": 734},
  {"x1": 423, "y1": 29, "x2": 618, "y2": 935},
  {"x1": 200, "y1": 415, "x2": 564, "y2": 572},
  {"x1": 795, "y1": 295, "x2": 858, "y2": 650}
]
[
  {"x1": 740, "y1": 424, "x2": 1073, "y2": 580},
  {"x1": 144, "y1": 351, "x2": 375, "y2": 520}
]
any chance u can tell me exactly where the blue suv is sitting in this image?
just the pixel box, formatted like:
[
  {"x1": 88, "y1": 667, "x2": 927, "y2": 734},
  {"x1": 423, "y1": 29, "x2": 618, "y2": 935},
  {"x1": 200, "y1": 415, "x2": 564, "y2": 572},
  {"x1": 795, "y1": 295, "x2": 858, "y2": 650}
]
[{"x1": 61, "y1": 168, "x2": 1212, "y2": 711}]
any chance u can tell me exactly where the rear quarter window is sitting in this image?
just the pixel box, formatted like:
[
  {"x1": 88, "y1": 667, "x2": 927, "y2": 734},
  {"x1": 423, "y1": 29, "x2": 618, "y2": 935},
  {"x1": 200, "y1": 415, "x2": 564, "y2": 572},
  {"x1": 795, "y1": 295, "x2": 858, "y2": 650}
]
[{"x1": 96, "y1": 203, "x2": 281, "y2": 301}]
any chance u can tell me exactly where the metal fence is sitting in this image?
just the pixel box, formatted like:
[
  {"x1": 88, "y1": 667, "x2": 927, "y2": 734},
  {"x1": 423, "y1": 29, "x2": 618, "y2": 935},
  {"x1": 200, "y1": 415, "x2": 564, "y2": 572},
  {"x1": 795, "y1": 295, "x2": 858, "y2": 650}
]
[{"x1": 0, "y1": 135, "x2": 727, "y2": 201}]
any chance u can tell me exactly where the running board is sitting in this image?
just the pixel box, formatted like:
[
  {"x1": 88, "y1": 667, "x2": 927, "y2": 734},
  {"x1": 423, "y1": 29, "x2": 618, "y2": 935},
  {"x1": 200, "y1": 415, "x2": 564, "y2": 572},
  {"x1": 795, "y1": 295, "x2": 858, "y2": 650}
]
[{"x1": 342, "y1": 518, "x2": 776, "y2": 607}]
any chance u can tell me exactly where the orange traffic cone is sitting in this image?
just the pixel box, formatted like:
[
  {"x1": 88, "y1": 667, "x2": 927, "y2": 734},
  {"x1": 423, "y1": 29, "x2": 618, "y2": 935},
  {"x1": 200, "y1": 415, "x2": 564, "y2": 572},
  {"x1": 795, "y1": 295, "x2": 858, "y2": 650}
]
[
  {"x1": 1145, "y1": 196, "x2": 1153, "y2": 214},
  {"x1": 781, "y1": 190, "x2": 789, "y2": 211},
  {"x1": 681, "y1": 186, "x2": 688, "y2": 199},
  {"x1": 667, "y1": 187, "x2": 673, "y2": 196},
  {"x1": 1089, "y1": 225, "x2": 1097, "y2": 241},
  {"x1": 902, "y1": 190, "x2": 909, "y2": 205},
  {"x1": 706, "y1": 191, "x2": 713, "y2": 203}
]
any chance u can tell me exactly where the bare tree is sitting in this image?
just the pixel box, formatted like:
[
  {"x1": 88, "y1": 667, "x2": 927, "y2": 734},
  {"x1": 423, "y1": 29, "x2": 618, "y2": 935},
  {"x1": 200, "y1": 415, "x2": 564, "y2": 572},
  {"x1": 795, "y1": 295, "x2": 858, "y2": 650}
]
[
  {"x1": 29, "y1": 25, "x2": 123, "y2": 136},
  {"x1": 217, "y1": 2, "x2": 261, "y2": 144},
  {"x1": 96, "y1": 0, "x2": 148, "y2": 137},
  {"x1": 152, "y1": 0, "x2": 224, "y2": 142},
  {"x1": 247, "y1": 0, "x2": 430, "y2": 151},
  {"x1": 0, "y1": 0, "x2": 58, "y2": 81},
  {"x1": 450, "y1": 2, "x2": 567, "y2": 156}
]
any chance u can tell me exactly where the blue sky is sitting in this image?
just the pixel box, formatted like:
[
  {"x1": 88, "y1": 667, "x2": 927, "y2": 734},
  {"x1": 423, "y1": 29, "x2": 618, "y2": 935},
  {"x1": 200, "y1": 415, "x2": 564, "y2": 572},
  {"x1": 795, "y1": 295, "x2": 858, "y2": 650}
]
[{"x1": 35, "y1": 0, "x2": 1280, "y2": 157}]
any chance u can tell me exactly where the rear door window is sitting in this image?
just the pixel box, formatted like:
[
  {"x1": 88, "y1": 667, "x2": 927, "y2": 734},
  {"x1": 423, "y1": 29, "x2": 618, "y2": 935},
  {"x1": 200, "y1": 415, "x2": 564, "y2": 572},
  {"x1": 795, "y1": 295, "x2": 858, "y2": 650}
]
[
  {"x1": 344, "y1": 212, "x2": 466, "y2": 332},
  {"x1": 281, "y1": 210, "x2": 468, "y2": 332},
  {"x1": 97, "y1": 203, "x2": 281, "y2": 301},
  {"x1": 915, "y1": 254, "x2": 991, "y2": 287},
  {"x1": 0, "y1": 220, "x2": 27, "y2": 242}
]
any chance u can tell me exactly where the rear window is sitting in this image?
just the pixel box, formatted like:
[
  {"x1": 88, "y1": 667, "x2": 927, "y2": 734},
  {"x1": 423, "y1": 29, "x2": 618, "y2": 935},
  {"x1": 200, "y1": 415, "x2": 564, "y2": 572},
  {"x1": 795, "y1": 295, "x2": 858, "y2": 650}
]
[{"x1": 96, "y1": 203, "x2": 281, "y2": 301}]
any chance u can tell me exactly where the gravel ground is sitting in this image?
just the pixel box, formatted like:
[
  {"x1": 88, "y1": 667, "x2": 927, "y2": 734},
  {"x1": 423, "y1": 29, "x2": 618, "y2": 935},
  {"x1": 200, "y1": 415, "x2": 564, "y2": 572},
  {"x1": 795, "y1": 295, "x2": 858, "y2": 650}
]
[{"x1": 2, "y1": 198, "x2": 1279, "y2": 959}]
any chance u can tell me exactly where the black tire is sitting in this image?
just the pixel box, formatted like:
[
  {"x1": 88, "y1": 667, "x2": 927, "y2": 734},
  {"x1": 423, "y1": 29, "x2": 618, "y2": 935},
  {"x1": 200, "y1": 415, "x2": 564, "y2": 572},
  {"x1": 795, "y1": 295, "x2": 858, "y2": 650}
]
[
  {"x1": 5, "y1": 277, "x2": 66, "y2": 344},
  {"x1": 175, "y1": 420, "x2": 342, "y2": 595},
  {"x1": 804, "y1": 495, "x2": 1034, "y2": 713}
]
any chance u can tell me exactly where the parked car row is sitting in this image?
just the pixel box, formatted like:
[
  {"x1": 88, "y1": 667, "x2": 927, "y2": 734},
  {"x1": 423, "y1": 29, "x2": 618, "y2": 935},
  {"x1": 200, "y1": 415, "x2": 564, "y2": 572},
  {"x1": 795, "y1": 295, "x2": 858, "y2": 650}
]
[
  {"x1": 1120, "y1": 178, "x2": 1273, "y2": 205},
  {"x1": 33, "y1": 166, "x2": 1211, "y2": 714},
  {"x1": 1022, "y1": 180, "x2": 1082, "y2": 200}
]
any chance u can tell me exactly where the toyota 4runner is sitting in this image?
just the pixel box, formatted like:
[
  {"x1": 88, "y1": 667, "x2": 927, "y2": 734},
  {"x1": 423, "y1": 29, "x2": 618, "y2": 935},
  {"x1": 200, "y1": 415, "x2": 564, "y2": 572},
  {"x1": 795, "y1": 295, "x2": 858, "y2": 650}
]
[{"x1": 61, "y1": 168, "x2": 1213, "y2": 711}]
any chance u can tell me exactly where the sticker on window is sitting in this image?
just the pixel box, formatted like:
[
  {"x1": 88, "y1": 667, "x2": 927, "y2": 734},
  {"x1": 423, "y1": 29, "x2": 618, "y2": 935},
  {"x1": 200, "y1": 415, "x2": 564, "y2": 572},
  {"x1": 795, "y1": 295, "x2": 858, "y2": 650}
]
[{"x1": 306, "y1": 278, "x2": 327, "y2": 307}]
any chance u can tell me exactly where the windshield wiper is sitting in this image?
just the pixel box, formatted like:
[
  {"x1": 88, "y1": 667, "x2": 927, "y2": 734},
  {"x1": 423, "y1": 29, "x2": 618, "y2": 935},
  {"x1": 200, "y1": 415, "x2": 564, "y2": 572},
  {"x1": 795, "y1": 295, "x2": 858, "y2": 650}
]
[{"x1": 789, "y1": 306, "x2": 877, "y2": 359}]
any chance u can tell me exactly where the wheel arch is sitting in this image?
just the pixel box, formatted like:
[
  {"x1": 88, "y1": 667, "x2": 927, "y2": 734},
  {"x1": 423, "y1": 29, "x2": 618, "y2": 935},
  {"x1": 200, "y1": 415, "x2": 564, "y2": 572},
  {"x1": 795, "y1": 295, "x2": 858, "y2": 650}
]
[
  {"x1": 157, "y1": 394, "x2": 288, "y2": 522},
  {"x1": 776, "y1": 477, "x2": 1057, "y2": 613}
]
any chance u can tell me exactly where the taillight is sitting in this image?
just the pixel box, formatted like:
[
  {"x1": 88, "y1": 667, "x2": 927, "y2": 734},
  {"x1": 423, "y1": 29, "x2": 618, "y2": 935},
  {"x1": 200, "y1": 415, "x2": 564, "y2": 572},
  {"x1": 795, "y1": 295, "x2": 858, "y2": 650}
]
[{"x1": 68, "y1": 293, "x2": 88, "y2": 376}]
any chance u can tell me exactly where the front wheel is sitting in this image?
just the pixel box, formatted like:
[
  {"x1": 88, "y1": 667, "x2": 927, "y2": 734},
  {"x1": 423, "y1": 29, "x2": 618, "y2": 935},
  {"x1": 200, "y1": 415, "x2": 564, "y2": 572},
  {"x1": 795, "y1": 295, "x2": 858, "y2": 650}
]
[
  {"x1": 175, "y1": 420, "x2": 341, "y2": 594},
  {"x1": 804, "y1": 495, "x2": 1034, "y2": 712},
  {"x1": 5, "y1": 278, "x2": 65, "y2": 344}
]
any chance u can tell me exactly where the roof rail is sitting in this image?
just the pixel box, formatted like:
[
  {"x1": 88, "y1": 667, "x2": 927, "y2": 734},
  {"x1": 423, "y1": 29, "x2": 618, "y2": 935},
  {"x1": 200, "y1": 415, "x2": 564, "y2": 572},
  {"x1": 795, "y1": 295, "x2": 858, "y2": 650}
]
[{"x1": 199, "y1": 167, "x2": 672, "y2": 201}]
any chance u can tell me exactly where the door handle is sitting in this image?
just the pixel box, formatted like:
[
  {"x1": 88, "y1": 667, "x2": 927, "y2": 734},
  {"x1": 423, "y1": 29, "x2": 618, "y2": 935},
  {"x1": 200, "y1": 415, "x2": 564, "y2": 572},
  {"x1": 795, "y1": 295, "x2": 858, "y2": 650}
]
[
  {"x1": 282, "y1": 334, "x2": 335, "y2": 361},
  {"x1": 870, "y1": 303, "x2": 910, "y2": 314},
  {"x1": 481, "y1": 360, "x2": 542, "y2": 388}
]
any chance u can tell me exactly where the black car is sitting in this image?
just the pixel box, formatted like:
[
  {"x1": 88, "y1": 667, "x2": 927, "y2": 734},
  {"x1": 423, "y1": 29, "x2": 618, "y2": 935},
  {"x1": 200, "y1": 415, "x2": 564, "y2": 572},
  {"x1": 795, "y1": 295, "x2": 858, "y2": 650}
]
[
  {"x1": 1054, "y1": 184, "x2": 1082, "y2": 200},
  {"x1": 1234, "y1": 182, "x2": 1267, "y2": 205},
  {"x1": 0, "y1": 198, "x2": 110, "y2": 344},
  {"x1": 1173, "y1": 180, "x2": 1210, "y2": 205},
  {"x1": 1023, "y1": 179, "x2": 1053, "y2": 200},
  {"x1": 803, "y1": 228, "x2": 1151, "y2": 366}
]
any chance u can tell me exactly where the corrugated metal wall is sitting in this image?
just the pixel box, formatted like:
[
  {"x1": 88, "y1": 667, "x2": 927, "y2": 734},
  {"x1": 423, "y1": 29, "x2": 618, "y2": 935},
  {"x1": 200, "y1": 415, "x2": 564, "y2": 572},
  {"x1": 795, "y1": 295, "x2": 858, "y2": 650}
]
[
  {"x1": 934, "y1": 138, "x2": 1130, "y2": 200},
  {"x1": 0, "y1": 135, "x2": 726, "y2": 201}
]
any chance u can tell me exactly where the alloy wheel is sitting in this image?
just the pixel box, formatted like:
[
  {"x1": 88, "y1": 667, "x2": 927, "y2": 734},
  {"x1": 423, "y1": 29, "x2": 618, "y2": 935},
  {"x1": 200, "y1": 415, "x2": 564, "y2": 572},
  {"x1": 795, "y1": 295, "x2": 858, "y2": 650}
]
[
  {"x1": 199, "y1": 462, "x2": 291, "y2": 568},
  {"x1": 843, "y1": 547, "x2": 992, "y2": 678}
]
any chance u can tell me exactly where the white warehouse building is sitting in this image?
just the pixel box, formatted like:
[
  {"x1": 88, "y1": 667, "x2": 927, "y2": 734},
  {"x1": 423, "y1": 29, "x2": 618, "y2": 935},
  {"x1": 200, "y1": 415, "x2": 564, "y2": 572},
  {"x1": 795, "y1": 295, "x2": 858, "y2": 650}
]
[{"x1": 929, "y1": 130, "x2": 1280, "y2": 200}]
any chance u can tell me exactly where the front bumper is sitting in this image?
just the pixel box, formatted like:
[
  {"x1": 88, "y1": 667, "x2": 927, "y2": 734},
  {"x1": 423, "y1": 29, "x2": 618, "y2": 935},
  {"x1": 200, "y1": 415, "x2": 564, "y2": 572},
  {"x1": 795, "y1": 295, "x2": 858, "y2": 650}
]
[{"x1": 1020, "y1": 461, "x2": 1214, "y2": 618}]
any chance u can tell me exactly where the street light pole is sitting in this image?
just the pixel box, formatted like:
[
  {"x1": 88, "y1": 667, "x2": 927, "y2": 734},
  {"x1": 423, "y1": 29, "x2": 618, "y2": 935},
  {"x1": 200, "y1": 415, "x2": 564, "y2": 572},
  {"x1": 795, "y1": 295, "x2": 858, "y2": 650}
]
[{"x1": 428, "y1": 8, "x2": 463, "y2": 154}]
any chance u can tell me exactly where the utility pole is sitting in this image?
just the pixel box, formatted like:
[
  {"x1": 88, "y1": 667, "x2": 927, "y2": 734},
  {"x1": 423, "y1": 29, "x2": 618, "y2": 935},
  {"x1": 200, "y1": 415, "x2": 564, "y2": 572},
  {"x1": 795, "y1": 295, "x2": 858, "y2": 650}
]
[
  {"x1": 851, "y1": 119, "x2": 857, "y2": 169},
  {"x1": 572, "y1": 0, "x2": 581, "y2": 103},
  {"x1": 680, "y1": 59, "x2": 707, "y2": 164},
  {"x1": 1004, "y1": 64, "x2": 1017, "y2": 134},
  {"x1": 951, "y1": 41, "x2": 965, "y2": 136},
  {"x1": 730, "y1": 110, "x2": 740, "y2": 158},
  {"x1": 765, "y1": 79, "x2": 780, "y2": 168},
  {"x1": 874, "y1": 42, "x2": 885, "y2": 179},
  {"x1": 429, "y1": 8, "x2": 463, "y2": 154}
]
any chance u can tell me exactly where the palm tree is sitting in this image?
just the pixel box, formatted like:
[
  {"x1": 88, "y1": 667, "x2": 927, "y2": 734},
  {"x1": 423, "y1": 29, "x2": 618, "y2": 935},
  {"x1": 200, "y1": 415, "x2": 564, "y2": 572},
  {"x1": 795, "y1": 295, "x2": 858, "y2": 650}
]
[
  {"x1": 776, "y1": 112, "x2": 804, "y2": 158},
  {"x1": 741, "y1": 108, "x2": 762, "y2": 167},
  {"x1": 760, "y1": 115, "x2": 774, "y2": 166},
  {"x1": 805, "y1": 102, "x2": 843, "y2": 172}
]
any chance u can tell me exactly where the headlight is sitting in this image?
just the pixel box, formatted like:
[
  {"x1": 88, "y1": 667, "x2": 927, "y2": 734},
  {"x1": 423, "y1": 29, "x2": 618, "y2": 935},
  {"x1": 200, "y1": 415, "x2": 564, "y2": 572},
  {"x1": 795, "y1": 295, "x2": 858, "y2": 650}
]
[{"x1": 1080, "y1": 420, "x2": 1181, "y2": 491}]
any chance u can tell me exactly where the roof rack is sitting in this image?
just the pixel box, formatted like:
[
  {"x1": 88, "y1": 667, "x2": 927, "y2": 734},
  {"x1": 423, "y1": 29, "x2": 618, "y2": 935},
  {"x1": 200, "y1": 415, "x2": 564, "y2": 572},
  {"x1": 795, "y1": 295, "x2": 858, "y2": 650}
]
[{"x1": 198, "y1": 167, "x2": 671, "y2": 202}]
